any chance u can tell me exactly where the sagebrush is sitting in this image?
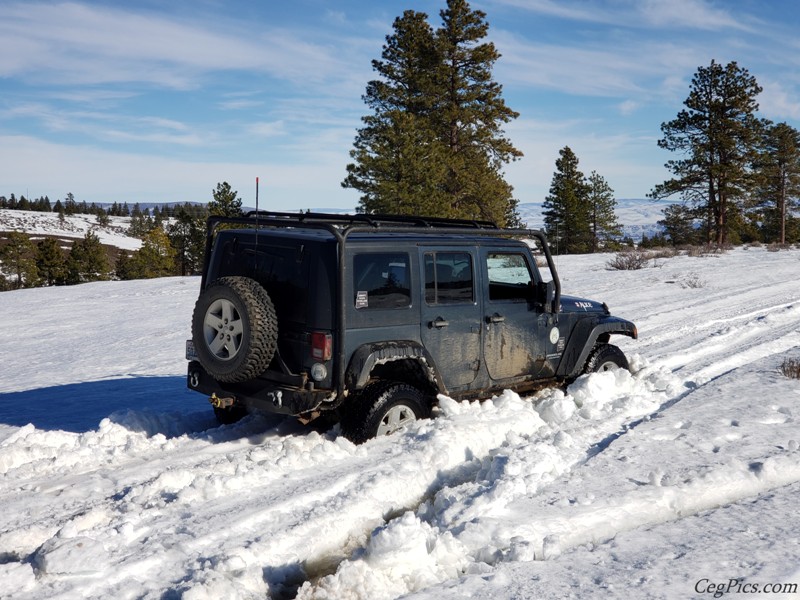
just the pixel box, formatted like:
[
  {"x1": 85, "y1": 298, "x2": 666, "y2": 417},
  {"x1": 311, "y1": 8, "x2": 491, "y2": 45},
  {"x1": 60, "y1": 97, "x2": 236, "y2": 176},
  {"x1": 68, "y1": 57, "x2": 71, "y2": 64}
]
[{"x1": 781, "y1": 358, "x2": 800, "y2": 379}]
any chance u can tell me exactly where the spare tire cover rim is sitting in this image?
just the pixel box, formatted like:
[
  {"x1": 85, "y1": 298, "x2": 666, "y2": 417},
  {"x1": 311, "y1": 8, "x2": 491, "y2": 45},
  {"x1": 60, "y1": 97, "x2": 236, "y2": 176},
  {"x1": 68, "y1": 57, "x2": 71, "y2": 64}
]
[{"x1": 203, "y1": 298, "x2": 244, "y2": 360}]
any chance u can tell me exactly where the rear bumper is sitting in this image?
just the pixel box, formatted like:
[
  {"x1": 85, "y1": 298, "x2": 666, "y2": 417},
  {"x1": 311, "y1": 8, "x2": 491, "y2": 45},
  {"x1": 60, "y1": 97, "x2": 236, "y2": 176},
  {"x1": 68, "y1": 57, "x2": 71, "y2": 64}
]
[{"x1": 186, "y1": 361, "x2": 336, "y2": 416}]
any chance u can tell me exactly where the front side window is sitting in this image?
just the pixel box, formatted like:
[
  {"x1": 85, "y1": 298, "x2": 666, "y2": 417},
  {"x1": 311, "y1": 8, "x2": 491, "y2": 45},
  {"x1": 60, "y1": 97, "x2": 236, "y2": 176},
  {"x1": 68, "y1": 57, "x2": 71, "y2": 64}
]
[
  {"x1": 487, "y1": 252, "x2": 533, "y2": 301},
  {"x1": 424, "y1": 252, "x2": 474, "y2": 305},
  {"x1": 353, "y1": 253, "x2": 410, "y2": 309}
]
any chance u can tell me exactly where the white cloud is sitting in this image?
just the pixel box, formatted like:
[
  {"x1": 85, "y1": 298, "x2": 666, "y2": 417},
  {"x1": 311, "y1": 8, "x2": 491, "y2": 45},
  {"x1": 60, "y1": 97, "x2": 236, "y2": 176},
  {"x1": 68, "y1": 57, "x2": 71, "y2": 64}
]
[
  {"x1": 491, "y1": 0, "x2": 753, "y2": 31},
  {"x1": 0, "y1": 2, "x2": 349, "y2": 88},
  {"x1": 636, "y1": 0, "x2": 753, "y2": 31},
  {"x1": 758, "y1": 79, "x2": 800, "y2": 121},
  {"x1": 618, "y1": 100, "x2": 640, "y2": 116},
  {"x1": 249, "y1": 121, "x2": 287, "y2": 138},
  {"x1": 0, "y1": 135, "x2": 359, "y2": 210}
]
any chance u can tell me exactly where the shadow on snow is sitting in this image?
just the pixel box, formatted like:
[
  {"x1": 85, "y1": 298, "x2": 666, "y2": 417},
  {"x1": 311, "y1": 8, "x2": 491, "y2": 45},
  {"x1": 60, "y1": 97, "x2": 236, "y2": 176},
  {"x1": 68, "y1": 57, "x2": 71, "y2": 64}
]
[{"x1": 0, "y1": 376, "x2": 206, "y2": 433}]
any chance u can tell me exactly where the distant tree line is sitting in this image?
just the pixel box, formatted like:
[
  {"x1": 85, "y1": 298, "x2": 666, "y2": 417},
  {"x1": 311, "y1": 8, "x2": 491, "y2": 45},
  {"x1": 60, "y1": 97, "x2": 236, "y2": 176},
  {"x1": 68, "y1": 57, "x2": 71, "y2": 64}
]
[
  {"x1": 0, "y1": 182, "x2": 243, "y2": 291},
  {"x1": 0, "y1": 192, "x2": 208, "y2": 221}
]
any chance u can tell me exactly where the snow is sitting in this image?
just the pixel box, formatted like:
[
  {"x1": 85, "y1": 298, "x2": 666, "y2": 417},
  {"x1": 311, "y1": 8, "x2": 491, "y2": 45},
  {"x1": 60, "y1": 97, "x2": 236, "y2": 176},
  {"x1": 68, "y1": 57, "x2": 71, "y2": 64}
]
[
  {"x1": 1, "y1": 241, "x2": 800, "y2": 599},
  {"x1": 0, "y1": 208, "x2": 142, "y2": 251}
]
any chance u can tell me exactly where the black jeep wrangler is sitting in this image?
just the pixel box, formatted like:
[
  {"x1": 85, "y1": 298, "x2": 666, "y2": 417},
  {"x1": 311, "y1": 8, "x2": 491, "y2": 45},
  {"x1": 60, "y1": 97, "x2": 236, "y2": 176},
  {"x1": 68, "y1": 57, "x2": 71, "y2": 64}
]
[{"x1": 186, "y1": 211, "x2": 637, "y2": 443}]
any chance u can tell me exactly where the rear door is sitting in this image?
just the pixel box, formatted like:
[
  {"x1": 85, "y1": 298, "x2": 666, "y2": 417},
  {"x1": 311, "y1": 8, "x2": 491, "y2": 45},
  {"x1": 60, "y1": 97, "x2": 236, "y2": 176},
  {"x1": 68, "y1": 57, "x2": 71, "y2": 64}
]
[{"x1": 419, "y1": 248, "x2": 482, "y2": 389}]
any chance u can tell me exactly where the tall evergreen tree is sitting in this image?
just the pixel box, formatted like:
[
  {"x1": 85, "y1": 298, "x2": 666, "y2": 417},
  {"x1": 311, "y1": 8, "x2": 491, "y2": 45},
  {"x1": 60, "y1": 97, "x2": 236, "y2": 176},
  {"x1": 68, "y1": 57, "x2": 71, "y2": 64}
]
[
  {"x1": 168, "y1": 208, "x2": 206, "y2": 276},
  {"x1": 756, "y1": 122, "x2": 800, "y2": 244},
  {"x1": 586, "y1": 171, "x2": 622, "y2": 251},
  {"x1": 208, "y1": 182, "x2": 243, "y2": 217},
  {"x1": 0, "y1": 231, "x2": 37, "y2": 289},
  {"x1": 650, "y1": 60, "x2": 763, "y2": 245},
  {"x1": 65, "y1": 231, "x2": 110, "y2": 284},
  {"x1": 343, "y1": 0, "x2": 521, "y2": 225},
  {"x1": 542, "y1": 146, "x2": 591, "y2": 254},
  {"x1": 35, "y1": 238, "x2": 67, "y2": 286}
]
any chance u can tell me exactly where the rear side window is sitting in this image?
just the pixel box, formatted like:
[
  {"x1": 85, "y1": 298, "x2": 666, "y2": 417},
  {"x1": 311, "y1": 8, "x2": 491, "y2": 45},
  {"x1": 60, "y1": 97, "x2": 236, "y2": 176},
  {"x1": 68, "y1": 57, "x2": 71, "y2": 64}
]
[
  {"x1": 424, "y1": 252, "x2": 474, "y2": 304},
  {"x1": 354, "y1": 253, "x2": 411, "y2": 309}
]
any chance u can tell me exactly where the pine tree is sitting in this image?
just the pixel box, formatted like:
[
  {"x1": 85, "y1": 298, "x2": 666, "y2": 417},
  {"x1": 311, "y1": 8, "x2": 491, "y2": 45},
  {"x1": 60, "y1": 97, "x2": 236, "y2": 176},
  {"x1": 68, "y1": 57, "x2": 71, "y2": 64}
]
[
  {"x1": 115, "y1": 250, "x2": 135, "y2": 280},
  {"x1": 64, "y1": 193, "x2": 78, "y2": 215},
  {"x1": 586, "y1": 171, "x2": 622, "y2": 251},
  {"x1": 127, "y1": 227, "x2": 176, "y2": 278},
  {"x1": 658, "y1": 204, "x2": 701, "y2": 246},
  {"x1": 344, "y1": 0, "x2": 521, "y2": 225},
  {"x1": 168, "y1": 208, "x2": 206, "y2": 276},
  {"x1": 650, "y1": 60, "x2": 763, "y2": 245},
  {"x1": 756, "y1": 122, "x2": 800, "y2": 244},
  {"x1": 0, "y1": 231, "x2": 37, "y2": 289},
  {"x1": 65, "y1": 231, "x2": 110, "y2": 284},
  {"x1": 35, "y1": 238, "x2": 67, "y2": 286},
  {"x1": 542, "y1": 146, "x2": 591, "y2": 254},
  {"x1": 209, "y1": 182, "x2": 243, "y2": 217}
]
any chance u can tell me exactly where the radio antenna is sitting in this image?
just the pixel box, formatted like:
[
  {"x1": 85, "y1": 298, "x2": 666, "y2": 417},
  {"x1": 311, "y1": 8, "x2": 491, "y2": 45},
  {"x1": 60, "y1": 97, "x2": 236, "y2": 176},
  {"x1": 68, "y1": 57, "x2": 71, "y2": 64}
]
[{"x1": 255, "y1": 176, "x2": 260, "y2": 244}]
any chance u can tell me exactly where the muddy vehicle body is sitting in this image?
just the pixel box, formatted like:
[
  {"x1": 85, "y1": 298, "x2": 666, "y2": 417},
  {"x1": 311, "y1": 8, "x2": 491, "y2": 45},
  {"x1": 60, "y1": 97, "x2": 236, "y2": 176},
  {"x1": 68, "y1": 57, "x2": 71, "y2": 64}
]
[{"x1": 187, "y1": 212, "x2": 637, "y2": 442}]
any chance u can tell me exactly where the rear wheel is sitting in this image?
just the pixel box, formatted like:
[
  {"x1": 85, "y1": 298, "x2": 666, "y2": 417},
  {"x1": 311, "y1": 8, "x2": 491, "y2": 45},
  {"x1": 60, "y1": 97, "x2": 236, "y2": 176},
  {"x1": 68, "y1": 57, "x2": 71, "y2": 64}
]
[
  {"x1": 584, "y1": 343, "x2": 629, "y2": 373},
  {"x1": 341, "y1": 381, "x2": 431, "y2": 444}
]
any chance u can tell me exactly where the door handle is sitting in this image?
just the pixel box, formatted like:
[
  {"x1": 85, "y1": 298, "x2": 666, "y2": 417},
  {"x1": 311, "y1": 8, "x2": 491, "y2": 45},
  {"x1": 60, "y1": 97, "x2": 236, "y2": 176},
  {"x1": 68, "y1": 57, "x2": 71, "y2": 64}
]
[
  {"x1": 486, "y1": 313, "x2": 505, "y2": 324},
  {"x1": 430, "y1": 317, "x2": 449, "y2": 329}
]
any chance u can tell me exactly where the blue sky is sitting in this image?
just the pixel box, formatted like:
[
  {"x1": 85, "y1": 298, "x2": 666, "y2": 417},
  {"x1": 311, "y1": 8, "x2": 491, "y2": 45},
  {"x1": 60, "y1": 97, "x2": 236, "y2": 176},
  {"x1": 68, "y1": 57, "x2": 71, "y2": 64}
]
[{"x1": 2, "y1": 0, "x2": 800, "y2": 212}]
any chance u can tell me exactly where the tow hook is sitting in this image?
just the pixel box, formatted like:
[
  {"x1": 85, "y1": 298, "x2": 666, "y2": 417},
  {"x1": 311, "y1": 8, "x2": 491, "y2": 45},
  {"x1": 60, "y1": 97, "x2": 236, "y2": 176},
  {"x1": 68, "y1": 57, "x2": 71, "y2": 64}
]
[{"x1": 209, "y1": 394, "x2": 236, "y2": 409}]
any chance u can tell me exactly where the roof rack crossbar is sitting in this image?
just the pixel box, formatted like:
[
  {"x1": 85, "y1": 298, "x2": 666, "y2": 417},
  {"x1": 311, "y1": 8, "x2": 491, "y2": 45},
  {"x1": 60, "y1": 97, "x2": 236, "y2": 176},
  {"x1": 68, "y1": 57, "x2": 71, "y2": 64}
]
[{"x1": 242, "y1": 210, "x2": 500, "y2": 231}]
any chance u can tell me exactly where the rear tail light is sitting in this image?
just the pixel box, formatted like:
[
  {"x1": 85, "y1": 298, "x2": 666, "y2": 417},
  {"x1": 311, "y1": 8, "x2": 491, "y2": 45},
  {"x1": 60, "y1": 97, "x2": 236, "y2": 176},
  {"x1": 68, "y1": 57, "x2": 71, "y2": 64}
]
[{"x1": 311, "y1": 332, "x2": 333, "y2": 361}]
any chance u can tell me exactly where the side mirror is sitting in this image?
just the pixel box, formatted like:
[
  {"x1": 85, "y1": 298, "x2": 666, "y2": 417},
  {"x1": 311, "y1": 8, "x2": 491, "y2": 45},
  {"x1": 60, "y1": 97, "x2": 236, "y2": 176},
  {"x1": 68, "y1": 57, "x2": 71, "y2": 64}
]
[{"x1": 536, "y1": 280, "x2": 555, "y2": 311}]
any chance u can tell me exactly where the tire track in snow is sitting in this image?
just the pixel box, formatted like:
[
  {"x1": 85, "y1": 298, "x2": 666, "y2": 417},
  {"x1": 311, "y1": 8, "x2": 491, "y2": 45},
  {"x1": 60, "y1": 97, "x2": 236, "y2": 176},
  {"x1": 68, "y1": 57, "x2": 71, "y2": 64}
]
[{"x1": 6, "y1": 395, "x2": 556, "y2": 599}]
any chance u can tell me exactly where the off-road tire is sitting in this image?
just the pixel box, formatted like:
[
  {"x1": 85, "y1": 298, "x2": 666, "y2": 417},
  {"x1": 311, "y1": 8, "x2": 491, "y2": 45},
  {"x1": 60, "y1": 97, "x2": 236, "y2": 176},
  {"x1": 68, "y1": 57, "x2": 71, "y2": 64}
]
[
  {"x1": 192, "y1": 276, "x2": 277, "y2": 383},
  {"x1": 341, "y1": 381, "x2": 431, "y2": 444},
  {"x1": 584, "y1": 343, "x2": 629, "y2": 374}
]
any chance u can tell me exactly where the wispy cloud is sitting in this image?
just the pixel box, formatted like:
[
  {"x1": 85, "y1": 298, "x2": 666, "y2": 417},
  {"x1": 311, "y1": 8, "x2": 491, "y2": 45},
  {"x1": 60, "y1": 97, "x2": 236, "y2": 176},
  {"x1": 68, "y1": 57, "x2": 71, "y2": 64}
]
[
  {"x1": 0, "y1": 101, "x2": 204, "y2": 146},
  {"x1": 758, "y1": 79, "x2": 800, "y2": 120},
  {"x1": 0, "y1": 2, "x2": 350, "y2": 89},
  {"x1": 490, "y1": 0, "x2": 754, "y2": 31}
]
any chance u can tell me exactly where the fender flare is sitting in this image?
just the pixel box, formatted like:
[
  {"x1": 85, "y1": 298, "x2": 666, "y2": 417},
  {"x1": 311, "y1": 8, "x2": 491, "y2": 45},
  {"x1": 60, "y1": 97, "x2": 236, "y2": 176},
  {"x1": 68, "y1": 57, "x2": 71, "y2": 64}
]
[
  {"x1": 557, "y1": 316, "x2": 638, "y2": 379},
  {"x1": 344, "y1": 341, "x2": 445, "y2": 394}
]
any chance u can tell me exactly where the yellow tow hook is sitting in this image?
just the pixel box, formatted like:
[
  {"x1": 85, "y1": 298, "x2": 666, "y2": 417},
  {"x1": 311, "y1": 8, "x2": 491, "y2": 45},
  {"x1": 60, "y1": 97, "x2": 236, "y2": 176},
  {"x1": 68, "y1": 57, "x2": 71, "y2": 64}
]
[{"x1": 209, "y1": 394, "x2": 236, "y2": 409}]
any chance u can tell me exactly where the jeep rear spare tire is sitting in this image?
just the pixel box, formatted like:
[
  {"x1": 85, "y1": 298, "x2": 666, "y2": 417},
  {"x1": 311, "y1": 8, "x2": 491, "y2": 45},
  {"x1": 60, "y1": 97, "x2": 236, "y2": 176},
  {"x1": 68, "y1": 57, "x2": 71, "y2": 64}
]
[{"x1": 192, "y1": 276, "x2": 278, "y2": 383}]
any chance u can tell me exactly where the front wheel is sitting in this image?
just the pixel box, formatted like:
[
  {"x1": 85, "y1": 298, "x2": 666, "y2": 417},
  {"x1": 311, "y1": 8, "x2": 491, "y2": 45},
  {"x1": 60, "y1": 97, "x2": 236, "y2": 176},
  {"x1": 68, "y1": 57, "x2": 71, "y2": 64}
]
[
  {"x1": 584, "y1": 343, "x2": 629, "y2": 373},
  {"x1": 341, "y1": 381, "x2": 431, "y2": 444}
]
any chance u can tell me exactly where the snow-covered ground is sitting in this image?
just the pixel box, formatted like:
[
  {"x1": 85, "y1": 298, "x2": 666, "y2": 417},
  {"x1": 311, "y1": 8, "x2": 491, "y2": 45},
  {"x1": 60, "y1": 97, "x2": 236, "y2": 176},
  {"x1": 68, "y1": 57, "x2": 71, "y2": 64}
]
[
  {"x1": 0, "y1": 209, "x2": 142, "y2": 251},
  {"x1": 1, "y1": 245, "x2": 799, "y2": 599}
]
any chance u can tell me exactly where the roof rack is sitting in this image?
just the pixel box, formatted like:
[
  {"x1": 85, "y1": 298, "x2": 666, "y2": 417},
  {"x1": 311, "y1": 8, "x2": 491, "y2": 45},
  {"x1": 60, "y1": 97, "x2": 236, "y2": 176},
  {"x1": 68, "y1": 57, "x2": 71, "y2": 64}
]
[{"x1": 243, "y1": 210, "x2": 501, "y2": 230}]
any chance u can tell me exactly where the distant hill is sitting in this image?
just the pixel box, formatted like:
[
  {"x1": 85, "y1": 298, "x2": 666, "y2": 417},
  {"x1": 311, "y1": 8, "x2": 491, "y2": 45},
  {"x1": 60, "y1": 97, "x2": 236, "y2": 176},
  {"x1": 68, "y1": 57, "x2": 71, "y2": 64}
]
[{"x1": 517, "y1": 199, "x2": 665, "y2": 241}]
